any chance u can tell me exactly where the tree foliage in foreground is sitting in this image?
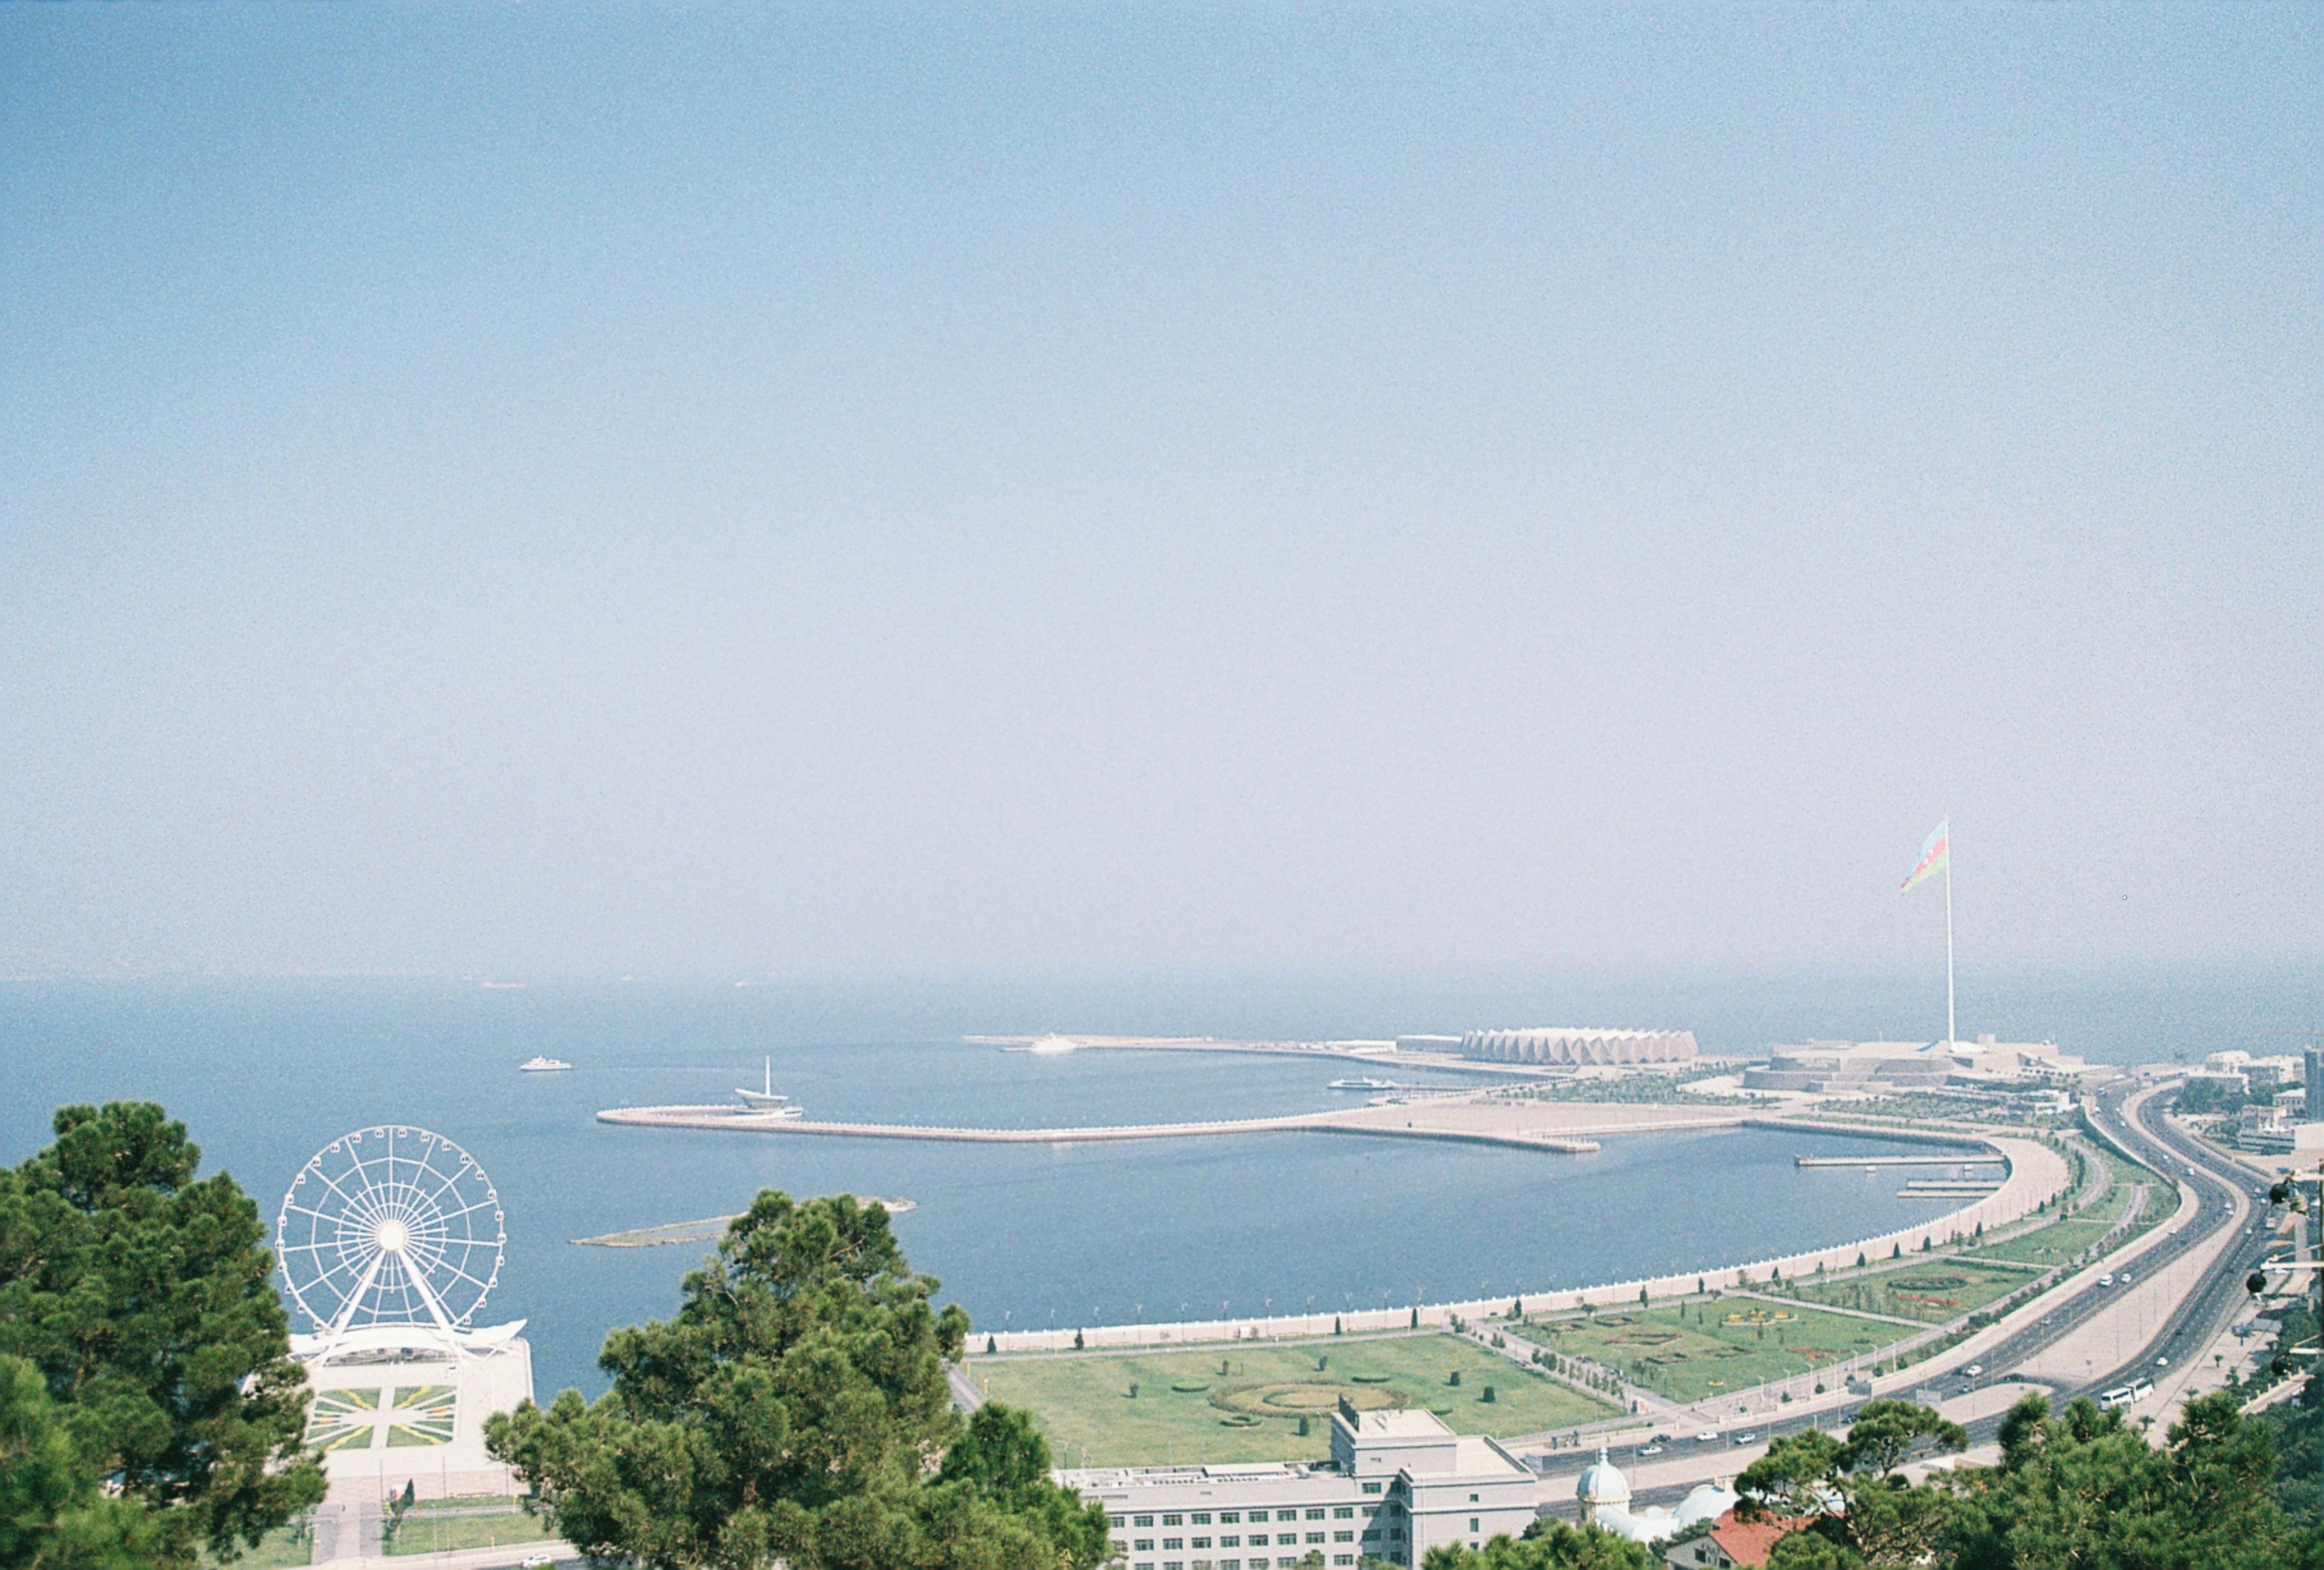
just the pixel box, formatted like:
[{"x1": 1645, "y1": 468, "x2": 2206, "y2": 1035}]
[
  {"x1": 486, "y1": 1190, "x2": 1112, "y2": 1570},
  {"x1": 1733, "y1": 1390, "x2": 2323, "y2": 1570},
  {"x1": 1944, "y1": 1390, "x2": 2303, "y2": 1570},
  {"x1": 0, "y1": 1104, "x2": 323, "y2": 1567},
  {"x1": 1420, "y1": 1518, "x2": 1652, "y2": 1570},
  {"x1": 1738, "y1": 1398, "x2": 1965, "y2": 1569},
  {"x1": 0, "y1": 1355, "x2": 166, "y2": 1570}
]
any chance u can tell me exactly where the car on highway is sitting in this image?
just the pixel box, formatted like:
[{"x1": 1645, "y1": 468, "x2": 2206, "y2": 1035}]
[
  {"x1": 2156, "y1": 1355, "x2": 2170, "y2": 1367},
  {"x1": 1698, "y1": 1431, "x2": 1720, "y2": 1443},
  {"x1": 1735, "y1": 1432, "x2": 1759, "y2": 1446},
  {"x1": 1638, "y1": 1444, "x2": 1665, "y2": 1456},
  {"x1": 1963, "y1": 1364, "x2": 1984, "y2": 1377}
]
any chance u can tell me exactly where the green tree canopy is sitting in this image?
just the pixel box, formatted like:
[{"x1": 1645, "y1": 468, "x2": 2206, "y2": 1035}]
[
  {"x1": 486, "y1": 1190, "x2": 1111, "y2": 1570},
  {"x1": 1736, "y1": 1401, "x2": 1961, "y2": 1568},
  {"x1": 0, "y1": 1355, "x2": 165, "y2": 1570},
  {"x1": 1949, "y1": 1391, "x2": 2300, "y2": 1570},
  {"x1": 1420, "y1": 1519, "x2": 1652, "y2": 1569},
  {"x1": 1838, "y1": 1400, "x2": 1968, "y2": 1478},
  {"x1": 1735, "y1": 1429, "x2": 1846, "y2": 1522},
  {"x1": 0, "y1": 1104, "x2": 322, "y2": 1566}
]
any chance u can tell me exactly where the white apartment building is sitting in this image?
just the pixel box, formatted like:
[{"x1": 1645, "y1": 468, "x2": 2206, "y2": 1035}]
[{"x1": 1058, "y1": 1403, "x2": 1537, "y2": 1569}]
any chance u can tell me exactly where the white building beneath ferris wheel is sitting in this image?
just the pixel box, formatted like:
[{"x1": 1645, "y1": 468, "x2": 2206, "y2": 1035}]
[{"x1": 276, "y1": 1125, "x2": 537, "y2": 1501}]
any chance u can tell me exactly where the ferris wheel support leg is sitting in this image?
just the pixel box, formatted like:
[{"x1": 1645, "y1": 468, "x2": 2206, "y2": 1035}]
[
  {"x1": 316, "y1": 1247, "x2": 392, "y2": 1363},
  {"x1": 404, "y1": 1256, "x2": 469, "y2": 1353}
]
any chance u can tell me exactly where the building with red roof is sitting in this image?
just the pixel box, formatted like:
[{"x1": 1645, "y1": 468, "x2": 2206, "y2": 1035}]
[{"x1": 1662, "y1": 1506, "x2": 1812, "y2": 1569}]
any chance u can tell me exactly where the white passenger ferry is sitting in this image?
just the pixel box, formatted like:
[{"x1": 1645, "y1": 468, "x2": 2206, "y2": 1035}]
[{"x1": 518, "y1": 1056, "x2": 573, "y2": 1072}]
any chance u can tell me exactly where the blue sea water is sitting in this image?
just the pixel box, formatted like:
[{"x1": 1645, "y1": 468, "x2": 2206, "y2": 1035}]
[{"x1": 2, "y1": 968, "x2": 2314, "y2": 1400}]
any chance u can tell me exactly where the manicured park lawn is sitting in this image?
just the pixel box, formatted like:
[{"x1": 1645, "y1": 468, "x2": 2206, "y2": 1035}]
[
  {"x1": 1775, "y1": 1255, "x2": 2043, "y2": 1324},
  {"x1": 964, "y1": 1332, "x2": 1615, "y2": 1467},
  {"x1": 1968, "y1": 1145, "x2": 2175, "y2": 1268},
  {"x1": 1523, "y1": 1299, "x2": 1912, "y2": 1405}
]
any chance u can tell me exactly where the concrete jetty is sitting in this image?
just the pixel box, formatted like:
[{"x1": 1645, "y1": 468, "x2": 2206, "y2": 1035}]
[{"x1": 1797, "y1": 1152, "x2": 2003, "y2": 1166}]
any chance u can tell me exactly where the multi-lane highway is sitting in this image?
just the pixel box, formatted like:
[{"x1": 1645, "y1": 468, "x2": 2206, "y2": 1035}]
[
  {"x1": 2073, "y1": 1079, "x2": 2279, "y2": 1400},
  {"x1": 1584, "y1": 1076, "x2": 2282, "y2": 1513}
]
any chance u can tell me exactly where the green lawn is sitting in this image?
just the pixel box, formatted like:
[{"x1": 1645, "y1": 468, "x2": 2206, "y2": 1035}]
[
  {"x1": 199, "y1": 1523, "x2": 317, "y2": 1570},
  {"x1": 1523, "y1": 1299, "x2": 1916, "y2": 1404},
  {"x1": 964, "y1": 1332, "x2": 1615, "y2": 1466},
  {"x1": 1968, "y1": 1143, "x2": 2175, "y2": 1268},
  {"x1": 1772, "y1": 1256, "x2": 2043, "y2": 1324},
  {"x1": 384, "y1": 1501, "x2": 556, "y2": 1557}
]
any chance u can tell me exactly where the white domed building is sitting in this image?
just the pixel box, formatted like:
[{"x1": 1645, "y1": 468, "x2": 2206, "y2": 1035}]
[
  {"x1": 1576, "y1": 1448, "x2": 1633, "y2": 1524},
  {"x1": 1576, "y1": 1450, "x2": 1737, "y2": 1546}
]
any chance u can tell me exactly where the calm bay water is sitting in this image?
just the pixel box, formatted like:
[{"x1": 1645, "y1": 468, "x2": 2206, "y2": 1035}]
[{"x1": 3, "y1": 970, "x2": 2313, "y2": 1399}]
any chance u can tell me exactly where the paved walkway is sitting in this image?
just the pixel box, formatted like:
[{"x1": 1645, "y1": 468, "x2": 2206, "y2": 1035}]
[
  {"x1": 311, "y1": 1503, "x2": 380, "y2": 1563},
  {"x1": 311, "y1": 1546, "x2": 573, "y2": 1570}
]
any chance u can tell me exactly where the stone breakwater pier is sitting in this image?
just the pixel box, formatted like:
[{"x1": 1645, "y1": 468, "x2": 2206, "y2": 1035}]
[{"x1": 593, "y1": 1100, "x2": 1622, "y2": 1154}]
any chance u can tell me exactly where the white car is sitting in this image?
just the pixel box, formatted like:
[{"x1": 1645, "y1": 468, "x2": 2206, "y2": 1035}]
[
  {"x1": 1963, "y1": 1365, "x2": 1984, "y2": 1377},
  {"x1": 1698, "y1": 1430, "x2": 1720, "y2": 1443},
  {"x1": 1639, "y1": 1443, "x2": 1665, "y2": 1456},
  {"x1": 519, "y1": 1558, "x2": 554, "y2": 1569}
]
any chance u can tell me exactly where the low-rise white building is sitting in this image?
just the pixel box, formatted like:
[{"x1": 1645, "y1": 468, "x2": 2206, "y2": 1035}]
[{"x1": 1058, "y1": 1403, "x2": 1535, "y2": 1569}]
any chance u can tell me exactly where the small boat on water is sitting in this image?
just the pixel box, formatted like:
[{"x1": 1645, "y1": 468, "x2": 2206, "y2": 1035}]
[
  {"x1": 736, "y1": 1057, "x2": 806, "y2": 1118},
  {"x1": 519, "y1": 1056, "x2": 573, "y2": 1073},
  {"x1": 1329, "y1": 1076, "x2": 1400, "y2": 1091}
]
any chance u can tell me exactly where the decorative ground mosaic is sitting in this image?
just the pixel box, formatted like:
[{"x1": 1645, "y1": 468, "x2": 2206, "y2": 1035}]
[{"x1": 306, "y1": 1386, "x2": 458, "y2": 1451}]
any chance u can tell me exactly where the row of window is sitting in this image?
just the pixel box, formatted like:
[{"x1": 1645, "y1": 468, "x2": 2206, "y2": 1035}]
[
  {"x1": 1124, "y1": 1531, "x2": 1358, "y2": 1550},
  {"x1": 1111, "y1": 1507, "x2": 1358, "y2": 1527},
  {"x1": 1130, "y1": 1559, "x2": 1358, "y2": 1570}
]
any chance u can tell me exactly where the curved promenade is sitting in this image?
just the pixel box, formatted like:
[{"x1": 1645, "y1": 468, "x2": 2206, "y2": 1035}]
[
  {"x1": 597, "y1": 1095, "x2": 2073, "y2": 1353},
  {"x1": 974, "y1": 1130, "x2": 2068, "y2": 1353}
]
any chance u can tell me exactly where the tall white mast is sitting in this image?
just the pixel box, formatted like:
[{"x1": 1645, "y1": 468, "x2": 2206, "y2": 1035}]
[{"x1": 1943, "y1": 817, "x2": 1956, "y2": 1047}]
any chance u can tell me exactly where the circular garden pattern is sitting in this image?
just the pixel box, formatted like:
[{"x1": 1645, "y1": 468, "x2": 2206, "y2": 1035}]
[{"x1": 1211, "y1": 1381, "x2": 1408, "y2": 1417}]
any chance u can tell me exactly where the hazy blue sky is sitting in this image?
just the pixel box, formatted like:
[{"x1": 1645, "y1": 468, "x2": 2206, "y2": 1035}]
[{"x1": 2, "y1": 7, "x2": 2317, "y2": 978}]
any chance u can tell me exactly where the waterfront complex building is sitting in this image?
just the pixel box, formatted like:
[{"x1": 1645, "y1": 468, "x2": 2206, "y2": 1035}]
[
  {"x1": 1743, "y1": 1036, "x2": 2101, "y2": 1096},
  {"x1": 1058, "y1": 1404, "x2": 1534, "y2": 1569},
  {"x1": 1457, "y1": 1028, "x2": 1698, "y2": 1067}
]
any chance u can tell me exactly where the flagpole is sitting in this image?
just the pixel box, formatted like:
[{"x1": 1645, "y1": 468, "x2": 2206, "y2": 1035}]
[{"x1": 1943, "y1": 818, "x2": 1955, "y2": 1048}]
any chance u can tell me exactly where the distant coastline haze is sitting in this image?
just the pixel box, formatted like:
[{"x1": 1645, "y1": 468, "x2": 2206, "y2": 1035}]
[{"x1": 1, "y1": 7, "x2": 2317, "y2": 978}]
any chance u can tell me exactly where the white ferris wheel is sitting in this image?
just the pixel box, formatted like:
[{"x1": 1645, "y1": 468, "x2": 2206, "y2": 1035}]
[{"x1": 275, "y1": 1126, "x2": 506, "y2": 1352}]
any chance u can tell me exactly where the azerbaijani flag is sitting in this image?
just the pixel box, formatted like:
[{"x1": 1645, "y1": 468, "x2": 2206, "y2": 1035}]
[{"x1": 1900, "y1": 820, "x2": 1949, "y2": 893}]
